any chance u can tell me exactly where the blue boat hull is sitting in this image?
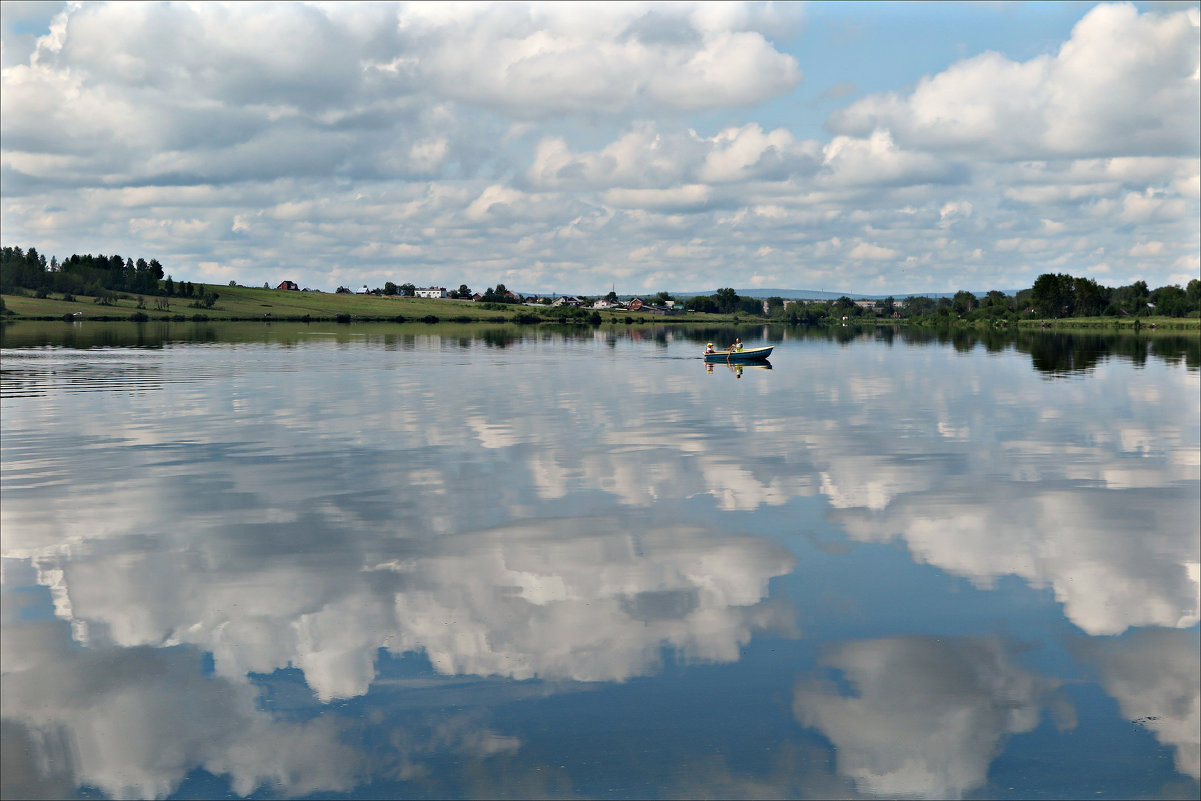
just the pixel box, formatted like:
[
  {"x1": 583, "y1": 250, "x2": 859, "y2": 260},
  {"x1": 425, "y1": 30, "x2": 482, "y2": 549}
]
[{"x1": 704, "y1": 346, "x2": 773, "y2": 362}]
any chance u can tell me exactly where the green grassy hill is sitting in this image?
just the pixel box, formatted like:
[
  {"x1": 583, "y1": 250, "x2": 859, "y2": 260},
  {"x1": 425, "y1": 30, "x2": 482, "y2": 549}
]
[
  {"x1": 0, "y1": 285, "x2": 719, "y2": 324},
  {"x1": 5, "y1": 285, "x2": 1195, "y2": 330}
]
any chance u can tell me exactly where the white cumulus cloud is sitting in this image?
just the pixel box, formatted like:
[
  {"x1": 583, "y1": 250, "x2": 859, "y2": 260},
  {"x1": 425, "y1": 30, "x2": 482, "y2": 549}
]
[{"x1": 830, "y1": 3, "x2": 1200, "y2": 160}]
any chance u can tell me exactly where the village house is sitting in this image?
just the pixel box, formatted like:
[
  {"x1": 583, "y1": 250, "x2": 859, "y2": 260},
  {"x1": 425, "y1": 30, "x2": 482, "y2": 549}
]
[
  {"x1": 415, "y1": 287, "x2": 448, "y2": 298},
  {"x1": 552, "y1": 296, "x2": 584, "y2": 307},
  {"x1": 276, "y1": 280, "x2": 299, "y2": 291}
]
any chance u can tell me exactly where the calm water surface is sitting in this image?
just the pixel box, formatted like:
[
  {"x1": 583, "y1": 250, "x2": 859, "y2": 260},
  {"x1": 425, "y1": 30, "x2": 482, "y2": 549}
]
[{"x1": 2, "y1": 322, "x2": 1198, "y2": 800}]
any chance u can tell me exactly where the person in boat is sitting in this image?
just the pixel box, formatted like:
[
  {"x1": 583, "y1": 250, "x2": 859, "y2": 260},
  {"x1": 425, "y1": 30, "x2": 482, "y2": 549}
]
[
  {"x1": 730, "y1": 338, "x2": 743, "y2": 352},
  {"x1": 704, "y1": 342, "x2": 716, "y2": 354}
]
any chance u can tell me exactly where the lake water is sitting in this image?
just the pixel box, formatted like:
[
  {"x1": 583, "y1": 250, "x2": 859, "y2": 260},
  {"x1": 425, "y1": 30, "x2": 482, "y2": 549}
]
[{"x1": 2, "y1": 321, "x2": 1198, "y2": 800}]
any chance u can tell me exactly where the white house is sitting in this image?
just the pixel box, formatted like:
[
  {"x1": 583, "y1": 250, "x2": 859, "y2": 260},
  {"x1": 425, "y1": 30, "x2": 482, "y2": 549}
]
[{"x1": 415, "y1": 287, "x2": 448, "y2": 298}]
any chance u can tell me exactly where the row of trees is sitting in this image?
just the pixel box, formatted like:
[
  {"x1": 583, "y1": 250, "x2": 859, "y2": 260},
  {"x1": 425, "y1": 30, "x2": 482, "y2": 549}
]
[
  {"x1": 342, "y1": 282, "x2": 477, "y2": 298},
  {"x1": 531, "y1": 277, "x2": 1195, "y2": 321},
  {"x1": 1025, "y1": 274, "x2": 1199, "y2": 318},
  {"x1": 323, "y1": 276, "x2": 1199, "y2": 320},
  {"x1": 760, "y1": 274, "x2": 1201, "y2": 323},
  {"x1": 1, "y1": 246, "x2": 224, "y2": 308},
  {"x1": 681, "y1": 287, "x2": 761, "y2": 314},
  {"x1": 1, "y1": 246, "x2": 166, "y2": 297}
]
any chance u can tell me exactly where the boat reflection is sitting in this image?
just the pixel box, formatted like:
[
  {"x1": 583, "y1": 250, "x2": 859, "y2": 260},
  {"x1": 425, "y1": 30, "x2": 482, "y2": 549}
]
[{"x1": 705, "y1": 361, "x2": 772, "y2": 378}]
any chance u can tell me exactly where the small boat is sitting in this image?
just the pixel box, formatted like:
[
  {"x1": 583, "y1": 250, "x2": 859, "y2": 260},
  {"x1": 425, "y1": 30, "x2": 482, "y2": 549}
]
[{"x1": 704, "y1": 345, "x2": 773, "y2": 362}]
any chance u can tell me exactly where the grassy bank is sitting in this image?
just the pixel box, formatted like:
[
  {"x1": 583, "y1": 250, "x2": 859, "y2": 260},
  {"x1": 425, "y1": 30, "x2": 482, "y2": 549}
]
[
  {"x1": 898, "y1": 312, "x2": 1199, "y2": 331},
  {"x1": 0, "y1": 285, "x2": 726, "y2": 325},
  {"x1": 5, "y1": 287, "x2": 1198, "y2": 332},
  {"x1": 1012, "y1": 315, "x2": 1199, "y2": 331}
]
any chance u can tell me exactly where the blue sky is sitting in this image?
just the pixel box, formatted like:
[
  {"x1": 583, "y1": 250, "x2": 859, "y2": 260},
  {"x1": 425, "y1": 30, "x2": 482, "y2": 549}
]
[{"x1": 1, "y1": 1, "x2": 1197, "y2": 294}]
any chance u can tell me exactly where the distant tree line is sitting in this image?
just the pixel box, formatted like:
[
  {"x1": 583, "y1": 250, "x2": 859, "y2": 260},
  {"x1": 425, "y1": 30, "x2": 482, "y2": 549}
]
[
  {"x1": 361, "y1": 282, "x2": 473, "y2": 298},
  {"x1": 1, "y1": 245, "x2": 219, "y2": 308},
  {"x1": 2, "y1": 246, "x2": 164, "y2": 296},
  {"x1": 681, "y1": 287, "x2": 764, "y2": 314},
  {"x1": 1022, "y1": 273, "x2": 1199, "y2": 318},
  {"x1": 478, "y1": 283, "x2": 518, "y2": 303},
  {"x1": 761, "y1": 273, "x2": 1200, "y2": 323},
  {"x1": 381, "y1": 282, "x2": 415, "y2": 296},
  {"x1": 574, "y1": 278, "x2": 1199, "y2": 321}
]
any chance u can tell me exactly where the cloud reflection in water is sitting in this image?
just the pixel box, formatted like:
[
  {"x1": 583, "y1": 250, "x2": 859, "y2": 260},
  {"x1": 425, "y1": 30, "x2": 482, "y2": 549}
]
[
  {"x1": 1, "y1": 328, "x2": 1197, "y2": 798},
  {"x1": 793, "y1": 636, "x2": 1058, "y2": 799}
]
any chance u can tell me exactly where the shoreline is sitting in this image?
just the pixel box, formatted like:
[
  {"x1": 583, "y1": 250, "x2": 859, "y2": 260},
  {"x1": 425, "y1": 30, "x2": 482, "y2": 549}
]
[{"x1": 3, "y1": 288, "x2": 1198, "y2": 331}]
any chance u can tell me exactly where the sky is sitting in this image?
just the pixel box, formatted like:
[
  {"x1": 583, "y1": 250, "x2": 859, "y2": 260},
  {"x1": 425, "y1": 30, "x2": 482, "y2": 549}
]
[{"x1": 1, "y1": 1, "x2": 1198, "y2": 296}]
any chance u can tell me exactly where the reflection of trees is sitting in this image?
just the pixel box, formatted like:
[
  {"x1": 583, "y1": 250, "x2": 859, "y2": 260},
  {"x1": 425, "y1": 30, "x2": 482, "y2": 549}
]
[
  {"x1": 897, "y1": 327, "x2": 940, "y2": 346},
  {"x1": 676, "y1": 325, "x2": 780, "y2": 345},
  {"x1": 1014, "y1": 331, "x2": 1200, "y2": 374},
  {"x1": 830, "y1": 325, "x2": 862, "y2": 344},
  {"x1": 1150, "y1": 336, "x2": 1200, "y2": 370},
  {"x1": 884, "y1": 329, "x2": 1198, "y2": 375},
  {"x1": 479, "y1": 326, "x2": 521, "y2": 348},
  {"x1": 3, "y1": 323, "x2": 1197, "y2": 374},
  {"x1": 978, "y1": 327, "x2": 1011, "y2": 352},
  {"x1": 950, "y1": 329, "x2": 976, "y2": 353},
  {"x1": 1020, "y1": 332, "x2": 1107, "y2": 374}
]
